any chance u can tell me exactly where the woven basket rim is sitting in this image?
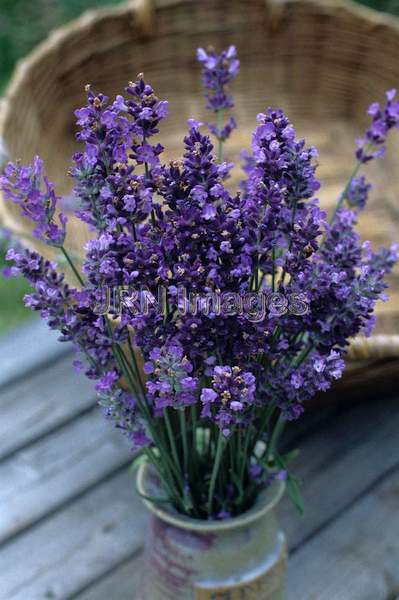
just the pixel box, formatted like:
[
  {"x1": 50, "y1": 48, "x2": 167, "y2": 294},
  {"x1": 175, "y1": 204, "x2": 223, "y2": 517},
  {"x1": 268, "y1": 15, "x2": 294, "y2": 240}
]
[{"x1": 1, "y1": 0, "x2": 399, "y2": 131}]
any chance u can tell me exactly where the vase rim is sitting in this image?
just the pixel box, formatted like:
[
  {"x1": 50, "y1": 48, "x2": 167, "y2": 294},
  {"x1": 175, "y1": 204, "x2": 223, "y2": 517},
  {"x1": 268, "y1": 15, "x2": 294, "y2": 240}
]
[{"x1": 136, "y1": 462, "x2": 285, "y2": 533}]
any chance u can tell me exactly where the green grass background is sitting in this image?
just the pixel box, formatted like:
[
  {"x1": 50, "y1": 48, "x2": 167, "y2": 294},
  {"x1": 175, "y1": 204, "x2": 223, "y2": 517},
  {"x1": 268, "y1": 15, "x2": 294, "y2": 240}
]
[{"x1": 0, "y1": 0, "x2": 396, "y2": 334}]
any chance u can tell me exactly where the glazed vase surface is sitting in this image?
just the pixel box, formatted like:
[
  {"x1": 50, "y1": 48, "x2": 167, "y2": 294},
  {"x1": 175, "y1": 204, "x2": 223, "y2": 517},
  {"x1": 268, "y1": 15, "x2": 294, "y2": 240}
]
[{"x1": 137, "y1": 464, "x2": 287, "y2": 599}]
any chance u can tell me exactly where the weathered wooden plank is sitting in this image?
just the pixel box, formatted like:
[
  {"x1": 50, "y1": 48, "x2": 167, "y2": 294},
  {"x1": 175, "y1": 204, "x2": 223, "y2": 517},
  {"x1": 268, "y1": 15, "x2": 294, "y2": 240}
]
[
  {"x1": 0, "y1": 407, "x2": 131, "y2": 544},
  {"x1": 74, "y1": 394, "x2": 399, "y2": 599},
  {"x1": 0, "y1": 472, "x2": 148, "y2": 600},
  {"x1": 279, "y1": 393, "x2": 399, "y2": 549},
  {"x1": 77, "y1": 556, "x2": 144, "y2": 600},
  {"x1": 0, "y1": 356, "x2": 95, "y2": 459},
  {"x1": 287, "y1": 467, "x2": 399, "y2": 600},
  {"x1": 0, "y1": 318, "x2": 70, "y2": 389}
]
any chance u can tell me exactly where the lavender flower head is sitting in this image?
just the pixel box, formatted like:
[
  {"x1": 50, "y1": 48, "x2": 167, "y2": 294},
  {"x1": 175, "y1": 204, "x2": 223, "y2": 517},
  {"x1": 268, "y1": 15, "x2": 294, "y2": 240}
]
[
  {"x1": 345, "y1": 176, "x2": 372, "y2": 211},
  {"x1": 144, "y1": 344, "x2": 199, "y2": 413},
  {"x1": 356, "y1": 88, "x2": 399, "y2": 163},
  {"x1": 71, "y1": 76, "x2": 168, "y2": 232},
  {"x1": 201, "y1": 366, "x2": 256, "y2": 435},
  {"x1": 0, "y1": 156, "x2": 67, "y2": 246},
  {"x1": 197, "y1": 45, "x2": 240, "y2": 145},
  {"x1": 197, "y1": 45, "x2": 239, "y2": 111}
]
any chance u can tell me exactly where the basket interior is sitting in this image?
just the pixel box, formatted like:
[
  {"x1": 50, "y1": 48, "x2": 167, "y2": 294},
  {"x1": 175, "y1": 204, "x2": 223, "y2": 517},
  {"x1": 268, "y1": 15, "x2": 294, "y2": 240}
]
[{"x1": 2, "y1": 0, "x2": 399, "y2": 333}]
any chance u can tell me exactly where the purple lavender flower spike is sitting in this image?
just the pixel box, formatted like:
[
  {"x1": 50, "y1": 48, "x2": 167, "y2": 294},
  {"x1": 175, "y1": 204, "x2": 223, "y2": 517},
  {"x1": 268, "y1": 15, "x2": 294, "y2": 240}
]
[
  {"x1": 71, "y1": 76, "x2": 167, "y2": 232},
  {"x1": 197, "y1": 45, "x2": 239, "y2": 111},
  {"x1": 241, "y1": 107, "x2": 322, "y2": 281},
  {"x1": 197, "y1": 45, "x2": 240, "y2": 146},
  {"x1": 356, "y1": 88, "x2": 399, "y2": 163},
  {"x1": 145, "y1": 343, "x2": 199, "y2": 412},
  {"x1": 200, "y1": 365, "x2": 256, "y2": 435},
  {"x1": 207, "y1": 116, "x2": 237, "y2": 143},
  {"x1": 0, "y1": 157, "x2": 67, "y2": 247},
  {"x1": 98, "y1": 387, "x2": 151, "y2": 451},
  {"x1": 345, "y1": 176, "x2": 372, "y2": 210}
]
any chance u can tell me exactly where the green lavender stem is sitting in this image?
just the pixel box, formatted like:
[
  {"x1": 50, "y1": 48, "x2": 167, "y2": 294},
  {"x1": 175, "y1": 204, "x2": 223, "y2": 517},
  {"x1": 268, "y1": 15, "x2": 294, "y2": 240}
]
[
  {"x1": 60, "y1": 246, "x2": 84, "y2": 286},
  {"x1": 266, "y1": 413, "x2": 286, "y2": 465},
  {"x1": 239, "y1": 426, "x2": 252, "y2": 485},
  {"x1": 127, "y1": 336, "x2": 147, "y2": 400},
  {"x1": 179, "y1": 409, "x2": 189, "y2": 475},
  {"x1": 164, "y1": 408, "x2": 181, "y2": 476},
  {"x1": 216, "y1": 108, "x2": 225, "y2": 163},
  {"x1": 207, "y1": 431, "x2": 225, "y2": 516},
  {"x1": 329, "y1": 141, "x2": 372, "y2": 225}
]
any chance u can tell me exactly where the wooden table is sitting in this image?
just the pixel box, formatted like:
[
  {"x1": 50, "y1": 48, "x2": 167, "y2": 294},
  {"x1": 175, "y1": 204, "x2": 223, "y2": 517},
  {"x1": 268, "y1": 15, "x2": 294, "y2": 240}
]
[{"x1": 0, "y1": 319, "x2": 398, "y2": 600}]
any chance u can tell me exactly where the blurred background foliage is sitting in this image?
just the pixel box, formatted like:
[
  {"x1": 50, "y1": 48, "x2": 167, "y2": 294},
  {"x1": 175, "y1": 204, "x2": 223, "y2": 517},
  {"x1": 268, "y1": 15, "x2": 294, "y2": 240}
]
[
  {"x1": 357, "y1": 0, "x2": 399, "y2": 13},
  {"x1": 0, "y1": 0, "x2": 397, "y2": 334},
  {"x1": 0, "y1": 248, "x2": 34, "y2": 332},
  {"x1": 0, "y1": 0, "x2": 123, "y2": 91}
]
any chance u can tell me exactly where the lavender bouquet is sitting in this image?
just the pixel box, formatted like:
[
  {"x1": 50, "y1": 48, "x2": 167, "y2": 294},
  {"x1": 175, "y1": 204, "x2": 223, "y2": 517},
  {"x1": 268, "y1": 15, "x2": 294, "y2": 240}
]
[{"x1": 1, "y1": 46, "x2": 397, "y2": 519}]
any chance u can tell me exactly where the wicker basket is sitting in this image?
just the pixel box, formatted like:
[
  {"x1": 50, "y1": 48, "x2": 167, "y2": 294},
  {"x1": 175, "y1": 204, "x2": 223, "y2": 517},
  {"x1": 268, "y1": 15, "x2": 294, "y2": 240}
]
[{"x1": 0, "y1": 0, "x2": 399, "y2": 376}]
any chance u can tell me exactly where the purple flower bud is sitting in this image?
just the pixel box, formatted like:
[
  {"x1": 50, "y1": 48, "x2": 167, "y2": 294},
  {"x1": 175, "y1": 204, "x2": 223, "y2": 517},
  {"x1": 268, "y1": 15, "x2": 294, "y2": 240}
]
[
  {"x1": 200, "y1": 388, "x2": 218, "y2": 404},
  {"x1": 345, "y1": 176, "x2": 371, "y2": 211}
]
